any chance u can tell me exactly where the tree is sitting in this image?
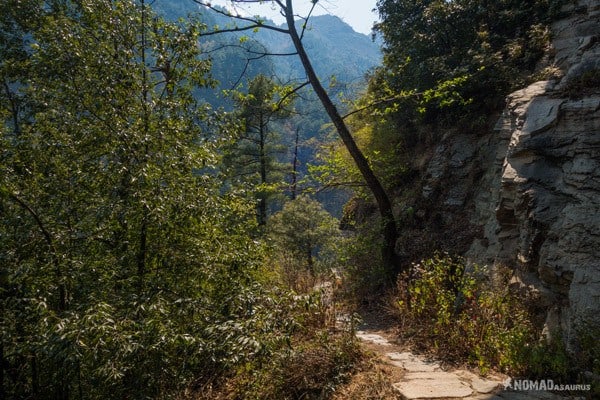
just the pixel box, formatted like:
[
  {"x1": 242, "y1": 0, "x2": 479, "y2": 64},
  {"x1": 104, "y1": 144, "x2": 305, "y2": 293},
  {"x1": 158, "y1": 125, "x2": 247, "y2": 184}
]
[
  {"x1": 373, "y1": 0, "x2": 563, "y2": 127},
  {"x1": 0, "y1": 1, "x2": 268, "y2": 397},
  {"x1": 225, "y1": 74, "x2": 295, "y2": 225},
  {"x1": 268, "y1": 195, "x2": 340, "y2": 276},
  {"x1": 193, "y1": 0, "x2": 401, "y2": 278}
]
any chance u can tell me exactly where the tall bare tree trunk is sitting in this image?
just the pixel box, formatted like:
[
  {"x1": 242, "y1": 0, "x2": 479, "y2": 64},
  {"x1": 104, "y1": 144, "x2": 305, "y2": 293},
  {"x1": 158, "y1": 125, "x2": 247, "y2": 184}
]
[
  {"x1": 283, "y1": 0, "x2": 400, "y2": 278},
  {"x1": 290, "y1": 127, "x2": 300, "y2": 200},
  {"x1": 258, "y1": 114, "x2": 267, "y2": 225}
]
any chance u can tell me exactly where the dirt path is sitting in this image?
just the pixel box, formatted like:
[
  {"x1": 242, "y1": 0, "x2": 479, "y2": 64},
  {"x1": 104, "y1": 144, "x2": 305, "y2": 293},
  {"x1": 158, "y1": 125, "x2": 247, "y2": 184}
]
[{"x1": 355, "y1": 322, "x2": 586, "y2": 400}]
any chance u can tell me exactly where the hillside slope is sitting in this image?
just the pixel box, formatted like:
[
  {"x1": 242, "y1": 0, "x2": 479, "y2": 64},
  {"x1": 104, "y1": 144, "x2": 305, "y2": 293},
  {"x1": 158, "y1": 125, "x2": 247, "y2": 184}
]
[{"x1": 155, "y1": 3, "x2": 381, "y2": 94}]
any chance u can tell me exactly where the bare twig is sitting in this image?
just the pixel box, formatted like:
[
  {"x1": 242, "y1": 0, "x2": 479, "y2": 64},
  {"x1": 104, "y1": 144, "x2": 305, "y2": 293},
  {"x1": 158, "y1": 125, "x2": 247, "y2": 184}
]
[{"x1": 190, "y1": 0, "x2": 290, "y2": 35}]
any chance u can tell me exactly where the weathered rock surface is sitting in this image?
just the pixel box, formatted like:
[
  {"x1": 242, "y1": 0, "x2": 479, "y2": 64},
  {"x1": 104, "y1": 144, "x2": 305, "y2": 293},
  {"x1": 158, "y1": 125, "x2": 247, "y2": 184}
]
[
  {"x1": 467, "y1": 0, "x2": 600, "y2": 347},
  {"x1": 403, "y1": 0, "x2": 600, "y2": 351}
]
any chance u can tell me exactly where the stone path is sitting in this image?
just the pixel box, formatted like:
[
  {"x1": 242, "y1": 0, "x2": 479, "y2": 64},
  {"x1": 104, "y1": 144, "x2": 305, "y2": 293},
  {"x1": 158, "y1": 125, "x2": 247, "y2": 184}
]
[{"x1": 356, "y1": 330, "x2": 585, "y2": 400}]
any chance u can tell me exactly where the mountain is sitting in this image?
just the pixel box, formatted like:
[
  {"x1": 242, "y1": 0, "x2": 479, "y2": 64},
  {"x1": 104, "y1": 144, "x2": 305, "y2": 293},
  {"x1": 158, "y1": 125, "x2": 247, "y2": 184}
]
[
  {"x1": 154, "y1": 3, "x2": 381, "y2": 95},
  {"x1": 152, "y1": 2, "x2": 382, "y2": 215},
  {"x1": 250, "y1": 14, "x2": 382, "y2": 84}
]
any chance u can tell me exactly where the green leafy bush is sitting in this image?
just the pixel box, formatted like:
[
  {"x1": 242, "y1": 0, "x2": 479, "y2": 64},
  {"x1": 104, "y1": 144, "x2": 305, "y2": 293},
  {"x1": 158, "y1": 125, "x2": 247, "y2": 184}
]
[
  {"x1": 577, "y1": 329, "x2": 600, "y2": 396},
  {"x1": 527, "y1": 331, "x2": 571, "y2": 381},
  {"x1": 563, "y1": 69, "x2": 600, "y2": 98},
  {"x1": 190, "y1": 289, "x2": 362, "y2": 400},
  {"x1": 397, "y1": 255, "x2": 600, "y2": 384},
  {"x1": 339, "y1": 223, "x2": 390, "y2": 303},
  {"x1": 396, "y1": 254, "x2": 535, "y2": 374}
]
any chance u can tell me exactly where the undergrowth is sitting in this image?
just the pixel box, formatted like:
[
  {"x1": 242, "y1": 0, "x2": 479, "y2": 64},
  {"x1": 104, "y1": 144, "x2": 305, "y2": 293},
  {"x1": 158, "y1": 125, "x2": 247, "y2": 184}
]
[
  {"x1": 395, "y1": 254, "x2": 536, "y2": 375},
  {"x1": 563, "y1": 69, "x2": 600, "y2": 98},
  {"x1": 184, "y1": 285, "x2": 362, "y2": 400},
  {"x1": 395, "y1": 253, "x2": 600, "y2": 390}
]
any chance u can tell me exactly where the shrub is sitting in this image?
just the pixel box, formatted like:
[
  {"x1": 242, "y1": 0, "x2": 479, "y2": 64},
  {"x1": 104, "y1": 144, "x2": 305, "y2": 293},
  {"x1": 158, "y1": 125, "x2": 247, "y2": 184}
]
[
  {"x1": 396, "y1": 254, "x2": 535, "y2": 375},
  {"x1": 570, "y1": 321, "x2": 600, "y2": 395},
  {"x1": 337, "y1": 221, "x2": 391, "y2": 306},
  {"x1": 563, "y1": 68, "x2": 600, "y2": 98},
  {"x1": 397, "y1": 255, "x2": 600, "y2": 384},
  {"x1": 189, "y1": 288, "x2": 362, "y2": 400},
  {"x1": 267, "y1": 196, "x2": 342, "y2": 291}
]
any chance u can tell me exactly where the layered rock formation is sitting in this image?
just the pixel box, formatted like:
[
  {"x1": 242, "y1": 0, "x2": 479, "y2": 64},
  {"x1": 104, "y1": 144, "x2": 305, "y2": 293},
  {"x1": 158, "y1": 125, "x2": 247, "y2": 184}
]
[
  {"x1": 474, "y1": 0, "x2": 600, "y2": 346},
  {"x1": 414, "y1": 0, "x2": 600, "y2": 348}
]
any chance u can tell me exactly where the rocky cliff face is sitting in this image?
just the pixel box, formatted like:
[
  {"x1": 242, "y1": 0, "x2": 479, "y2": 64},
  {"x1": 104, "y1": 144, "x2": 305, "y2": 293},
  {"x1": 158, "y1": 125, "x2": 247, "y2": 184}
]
[{"x1": 413, "y1": 0, "x2": 600, "y2": 349}]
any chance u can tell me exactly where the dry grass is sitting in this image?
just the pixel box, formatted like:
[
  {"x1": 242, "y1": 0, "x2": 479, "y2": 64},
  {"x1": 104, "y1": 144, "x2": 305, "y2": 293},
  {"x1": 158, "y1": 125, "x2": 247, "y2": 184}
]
[
  {"x1": 181, "y1": 333, "x2": 363, "y2": 400},
  {"x1": 332, "y1": 355, "x2": 401, "y2": 400}
]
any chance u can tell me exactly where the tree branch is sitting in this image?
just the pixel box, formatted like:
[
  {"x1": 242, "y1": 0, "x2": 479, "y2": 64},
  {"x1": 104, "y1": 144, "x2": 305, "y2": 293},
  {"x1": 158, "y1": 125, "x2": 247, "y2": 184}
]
[
  {"x1": 273, "y1": 81, "x2": 309, "y2": 112},
  {"x1": 6, "y1": 191, "x2": 67, "y2": 310},
  {"x1": 342, "y1": 92, "x2": 419, "y2": 120},
  {"x1": 190, "y1": 1, "x2": 290, "y2": 35},
  {"x1": 314, "y1": 181, "x2": 368, "y2": 193},
  {"x1": 7, "y1": 192, "x2": 55, "y2": 251},
  {"x1": 203, "y1": 43, "x2": 297, "y2": 58},
  {"x1": 298, "y1": 0, "x2": 318, "y2": 39}
]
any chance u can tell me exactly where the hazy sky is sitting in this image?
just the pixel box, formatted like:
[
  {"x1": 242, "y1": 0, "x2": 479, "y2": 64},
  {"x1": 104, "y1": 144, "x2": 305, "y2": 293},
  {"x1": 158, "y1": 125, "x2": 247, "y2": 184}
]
[{"x1": 208, "y1": 0, "x2": 380, "y2": 35}]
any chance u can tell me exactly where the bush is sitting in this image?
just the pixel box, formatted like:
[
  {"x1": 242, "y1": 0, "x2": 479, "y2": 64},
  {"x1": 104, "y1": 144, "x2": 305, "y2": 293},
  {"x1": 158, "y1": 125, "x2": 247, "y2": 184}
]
[
  {"x1": 189, "y1": 289, "x2": 362, "y2": 400},
  {"x1": 396, "y1": 254, "x2": 535, "y2": 375},
  {"x1": 396, "y1": 255, "x2": 600, "y2": 386},
  {"x1": 336, "y1": 220, "x2": 392, "y2": 306},
  {"x1": 570, "y1": 321, "x2": 600, "y2": 395},
  {"x1": 563, "y1": 68, "x2": 600, "y2": 98}
]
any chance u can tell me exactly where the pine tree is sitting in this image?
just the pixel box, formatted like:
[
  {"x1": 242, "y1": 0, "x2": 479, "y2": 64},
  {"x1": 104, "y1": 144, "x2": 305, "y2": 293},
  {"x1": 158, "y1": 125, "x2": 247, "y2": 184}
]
[{"x1": 225, "y1": 74, "x2": 295, "y2": 226}]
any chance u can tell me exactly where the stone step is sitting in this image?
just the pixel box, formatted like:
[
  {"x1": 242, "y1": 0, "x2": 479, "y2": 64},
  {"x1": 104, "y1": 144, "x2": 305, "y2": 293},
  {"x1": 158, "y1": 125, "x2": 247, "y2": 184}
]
[
  {"x1": 393, "y1": 371, "x2": 474, "y2": 399},
  {"x1": 355, "y1": 330, "x2": 579, "y2": 400}
]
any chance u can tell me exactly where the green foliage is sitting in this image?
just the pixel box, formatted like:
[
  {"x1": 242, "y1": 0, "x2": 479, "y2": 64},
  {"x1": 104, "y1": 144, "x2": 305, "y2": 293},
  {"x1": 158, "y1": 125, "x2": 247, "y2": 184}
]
[
  {"x1": 199, "y1": 292, "x2": 361, "y2": 400},
  {"x1": 0, "y1": 1, "x2": 344, "y2": 399},
  {"x1": 575, "y1": 322, "x2": 600, "y2": 377},
  {"x1": 267, "y1": 196, "x2": 341, "y2": 289},
  {"x1": 400, "y1": 259, "x2": 600, "y2": 381},
  {"x1": 337, "y1": 220, "x2": 388, "y2": 301},
  {"x1": 563, "y1": 68, "x2": 600, "y2": 98},
  {"x1": 573, "y1": 323, "x2": 600, "y2": 395},
  {"x1": 372, "y1": 0, "x2": 564, "y2": 133},
  {"x1": 309, "y1": 110, "x2": 408, "y2": 200},
  {"x1": 418, "y1": 74, "x2": 474, "y2": 114},
  {"x1": 200, "y1": 37, "x2": 275, "y2": 109},
  {"x1": 527, "y1": 332, "x2": 571, "y2": 381},
  {"x1": 396, "y1": 255, "x2": 535, "y2": 374},
  {"x1": 224, "y1": 74, "x2": 295, "y2": 226},
  {"x1": 308, "y1": 138, "x2": 365, "y2": 198}
]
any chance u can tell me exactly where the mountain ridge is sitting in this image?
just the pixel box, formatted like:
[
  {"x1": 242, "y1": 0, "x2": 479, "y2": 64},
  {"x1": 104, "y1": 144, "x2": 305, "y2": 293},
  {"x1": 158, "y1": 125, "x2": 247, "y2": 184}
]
[{"x1": 154, "y1": 2, "x2": 381, "y2": 88}]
